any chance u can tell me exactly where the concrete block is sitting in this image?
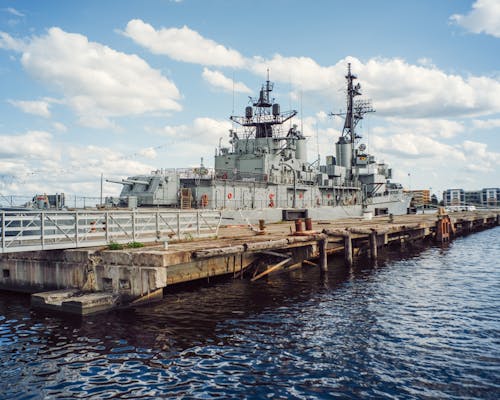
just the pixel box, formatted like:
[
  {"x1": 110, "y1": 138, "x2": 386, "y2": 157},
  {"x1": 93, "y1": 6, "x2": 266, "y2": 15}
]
[
  {"x1": 32, "y1": 289, "x2": 118, "y2": 315},
  {"x1": 100, "y1": 250, "x2": 133, "y2": 265}
]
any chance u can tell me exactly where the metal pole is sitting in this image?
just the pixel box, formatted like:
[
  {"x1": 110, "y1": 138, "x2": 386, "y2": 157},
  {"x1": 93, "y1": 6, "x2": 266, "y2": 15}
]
[
  {"x1": 40, "y1": 212, "x2": 45, "y2": 250},
  {"x1": 1, "y1": 211, "x2": 5, "y2": 252},
  {"x1": 132, "y1": 210, "x2": 136, "y2": 242},
  {"x1": 75, "y1": 211, "x2": 79, "y2": 246},
  {"x1": 100, "y1": 173, "x2": 103, "y2": 207},
  {"x1": 197, "y1": 211, "x2": 200, "y2": 237},
  {"x1": 177, "y1": 212, "x2": 181, "y2": 240},
  {"x1": 105, "y1": 211, "x2": 109, "y2": 243},
  {"x1": 156, "y1": 211, "x2": 160, "y2": 240}
]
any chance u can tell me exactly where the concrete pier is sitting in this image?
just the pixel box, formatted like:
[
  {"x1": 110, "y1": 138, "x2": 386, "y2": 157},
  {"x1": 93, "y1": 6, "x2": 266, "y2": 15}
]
[{"x1": 1, "y1": 210, "x2": 498, "y2": 315}]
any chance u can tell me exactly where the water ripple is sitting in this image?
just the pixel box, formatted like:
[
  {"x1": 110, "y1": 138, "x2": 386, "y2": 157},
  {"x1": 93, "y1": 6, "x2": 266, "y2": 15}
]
[{"x1": 0, "y1": 227, "x2": 499, "y2": 399}]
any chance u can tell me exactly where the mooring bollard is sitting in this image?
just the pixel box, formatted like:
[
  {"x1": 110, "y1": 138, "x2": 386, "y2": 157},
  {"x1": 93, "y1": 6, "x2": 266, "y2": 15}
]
[
  {"x1": 305, "y1": 217, "x2": 313, "y2": 231},
  {"x1": 295, "y1": 218, "x2": 304, "y2": 233}
]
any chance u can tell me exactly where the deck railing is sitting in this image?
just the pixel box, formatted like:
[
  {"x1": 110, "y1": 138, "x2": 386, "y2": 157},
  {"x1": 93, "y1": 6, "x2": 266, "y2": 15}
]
[{"x1": 0, "y1": 210, "x2": 221, "y2": 254}]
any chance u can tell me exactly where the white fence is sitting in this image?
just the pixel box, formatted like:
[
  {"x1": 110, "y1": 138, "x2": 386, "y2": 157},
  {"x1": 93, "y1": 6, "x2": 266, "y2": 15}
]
[{"x1": 0, "y1": 210, "x2": 222, "y2": 254}]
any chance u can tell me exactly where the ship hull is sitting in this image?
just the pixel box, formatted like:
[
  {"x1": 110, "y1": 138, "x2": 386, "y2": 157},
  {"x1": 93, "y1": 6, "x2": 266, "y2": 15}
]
[{"x1": 219, "y1": 196, "x2": 411, "y2": 225}]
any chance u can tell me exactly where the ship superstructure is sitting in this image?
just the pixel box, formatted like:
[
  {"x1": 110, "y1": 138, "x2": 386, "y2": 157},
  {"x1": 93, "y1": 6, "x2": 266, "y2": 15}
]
[{"x1": 107, "y1": 65, "x2": 410, "y2": 222}]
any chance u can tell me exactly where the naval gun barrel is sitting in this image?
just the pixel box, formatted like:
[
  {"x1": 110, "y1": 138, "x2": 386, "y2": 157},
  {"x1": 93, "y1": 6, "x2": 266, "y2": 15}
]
[{"x1": 106, "y1": 179, "x2": 150, "y2": 186}]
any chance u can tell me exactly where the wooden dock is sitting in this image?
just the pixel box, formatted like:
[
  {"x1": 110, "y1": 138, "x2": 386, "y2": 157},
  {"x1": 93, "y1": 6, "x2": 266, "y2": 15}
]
[{"x1": 1, "y1": 210, "x2": 498, "y2": 315}]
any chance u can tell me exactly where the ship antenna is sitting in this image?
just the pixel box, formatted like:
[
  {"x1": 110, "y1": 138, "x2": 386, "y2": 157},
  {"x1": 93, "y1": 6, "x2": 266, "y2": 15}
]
[{"x1": 300, "y1": 89, "x2": 303, "y2": 136}]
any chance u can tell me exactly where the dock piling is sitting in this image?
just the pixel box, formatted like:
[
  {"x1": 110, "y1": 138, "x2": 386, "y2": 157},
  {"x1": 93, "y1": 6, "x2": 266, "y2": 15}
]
[
  {"x1": 319, "y1": 238, "x2": 328, "y2": 272},
  {"x1": 370, "y1": 230, "x2": 378, "y2": 260},
  {"x1": 344, "y1": 232, "x2": 353, "y2": 267}
]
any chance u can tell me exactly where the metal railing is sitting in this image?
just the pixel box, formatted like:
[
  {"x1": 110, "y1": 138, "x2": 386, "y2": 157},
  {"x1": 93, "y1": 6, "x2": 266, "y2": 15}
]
[{"x1": 0, "y1": 210, "x2": 222, "y2": 254}]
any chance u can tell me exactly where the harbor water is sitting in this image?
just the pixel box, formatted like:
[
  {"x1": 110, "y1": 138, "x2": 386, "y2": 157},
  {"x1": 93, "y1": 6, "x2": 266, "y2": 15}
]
[{"x1": 1, "y1": 228, "x2": 499, "y2": 399}]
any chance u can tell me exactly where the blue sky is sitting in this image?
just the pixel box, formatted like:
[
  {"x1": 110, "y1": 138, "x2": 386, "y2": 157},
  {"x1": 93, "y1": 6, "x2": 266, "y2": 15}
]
[{"x1": 0, "y1": 0, "x2": 499, "y2": 199}]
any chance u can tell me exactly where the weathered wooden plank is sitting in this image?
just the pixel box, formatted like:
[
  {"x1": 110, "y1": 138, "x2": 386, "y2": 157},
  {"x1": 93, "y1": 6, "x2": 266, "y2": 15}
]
[
  {"x1": 193, "y1": 245, "x2": 245, "y2": 259},
  {"x1": 244, "y1": 239, "x2": 289, "y2": 252},
  {"x1": 322, "y1": 228, "x2": 350, "y2": 237},
  {"x1": 251, "y1": 257, "x2": 292, "y2": 282}
]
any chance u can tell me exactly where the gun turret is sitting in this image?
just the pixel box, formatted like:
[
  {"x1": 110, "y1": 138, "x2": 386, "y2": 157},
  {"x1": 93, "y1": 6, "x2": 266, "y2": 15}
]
[{"x1": 106, "y1": 179, "x2": 150, "y2": 186}]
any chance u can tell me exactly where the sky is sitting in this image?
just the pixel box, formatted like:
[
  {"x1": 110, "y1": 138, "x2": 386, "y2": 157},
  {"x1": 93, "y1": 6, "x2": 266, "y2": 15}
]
[{"x1": 0, "y1": 0, "x2": 499, "y2": 201}]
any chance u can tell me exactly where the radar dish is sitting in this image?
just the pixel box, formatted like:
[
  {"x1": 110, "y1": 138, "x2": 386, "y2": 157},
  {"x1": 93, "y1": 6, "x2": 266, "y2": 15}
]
[{"x1": 359, "y1": 143, "x2": 366, "y2": 152}]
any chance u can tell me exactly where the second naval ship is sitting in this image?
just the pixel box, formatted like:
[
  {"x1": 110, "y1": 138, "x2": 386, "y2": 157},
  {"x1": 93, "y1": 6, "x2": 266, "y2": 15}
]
[{"x1": 107, "y1": 64, "x2": 411, "y2": 223}]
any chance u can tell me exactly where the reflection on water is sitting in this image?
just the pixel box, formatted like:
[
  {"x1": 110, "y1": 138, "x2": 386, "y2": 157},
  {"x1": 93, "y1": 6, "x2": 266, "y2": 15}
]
[{"x1": 1, "y1": 227, "x2": 499, "y2": 399}]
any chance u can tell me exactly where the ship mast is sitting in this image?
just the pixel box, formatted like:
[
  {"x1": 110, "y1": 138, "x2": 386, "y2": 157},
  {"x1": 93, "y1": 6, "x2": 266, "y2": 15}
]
[
  {"x1": 230, "y1": 71, "x2": 297, "y2": 138},
  {"x1": 331, "y1": 63, "x2": 374, "y2": 172}
]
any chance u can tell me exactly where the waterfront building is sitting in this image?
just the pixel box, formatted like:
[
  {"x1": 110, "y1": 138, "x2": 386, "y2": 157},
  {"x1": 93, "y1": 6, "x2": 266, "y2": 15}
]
[
  {"x1": 406, "y1": 189, "x2": 431, "y2": 206},
  {"x1": 465, "y1": 190, "x2": 482, "y2": 206},
  {"x1": 481, "y1": 188, "x2": 500, "y2": 207},
  {"x1": 443, "y1": 188, "x2": 499, "y2": 207},
  {"x1": 443, "y1": 189, "x2": 465, "y2": 206}
]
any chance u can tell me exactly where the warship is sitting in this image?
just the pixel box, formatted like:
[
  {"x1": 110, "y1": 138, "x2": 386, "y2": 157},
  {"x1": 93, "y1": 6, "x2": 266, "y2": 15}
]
[{"x1": 107, "y1": 64, "x2": 411, "y2": 223}]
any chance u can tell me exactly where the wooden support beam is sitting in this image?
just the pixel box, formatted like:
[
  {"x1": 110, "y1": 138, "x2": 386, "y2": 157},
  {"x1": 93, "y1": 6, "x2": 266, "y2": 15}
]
[
  {"x1": 284, "y1": 262, "x2": 302, "y2": 272},
  {"x1": 251, "y1": 257, "x2": 292, "y2": 282},
  {"x1": 259, "y1": 250, "x2": 291, "y2": 259},
  {"x1": 303, "y1": 260, "x2": 318, "y2": 267}
]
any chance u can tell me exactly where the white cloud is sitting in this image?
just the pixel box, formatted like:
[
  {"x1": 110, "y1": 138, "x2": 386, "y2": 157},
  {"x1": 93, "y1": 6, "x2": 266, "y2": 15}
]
[
  {"x1": 0, "y1": 130, "x2": 58, "y2": 159},
  {"x1": 378, "y1": 117, "x2": 465, "y2": 139},
  {"x1": 202, "y1": 68, "x2": 251, "y2": 93},
  {"x1": 315, "y1": 111, "x2": 329, "y2": 122},
  {"x1": 120, "y1": 21, "x2": 500, "y2": 119},
  {"x1": 460, "y1": 140, "x2": 500, "y2": 173},
  {"x1": 417, "y1": 57, "x2": 435, "y2": 68},
  {"x1": 248, "y1": 55, "x2": 500, "y2": 118},
  {"x1": 370, "y1": 133, "x2": 465, "y2": 160},
  {"x1": 450, "y1": 0, "x2": 500, "y2": 38},
  {"x1": 76, "y1": 113, "x2": 118, "y2": 130},
  {"x1": 8, "y1": 99, "x2": 51, "y2": 117},
  {"x1": 4, "y1": 7, "x2": 24, "y2": 17},
  {"x1": 250, "y1": 54, "x2": 341, "y2": 92},
  {"x1": 471, "y1": 118, "x2": 500, "y2": 130},
  {"x1": 52, "y1": 122, "x2": 67, "y2": 132},
  {"x1": 123, "y1": 19, "x2": 245, "y2": 67},
  {"x1": 159, "y1": 117, "x2": 232, "y2": 145},
  {"x1": 138, "y1": 147, "x2": 157, "y2": 159},
  {"x1": 0, "y1": 31, "x2": 26, "y2": 51},
  {"x1": 1, "y1": 28, "x2": 181, "y2": 128}
]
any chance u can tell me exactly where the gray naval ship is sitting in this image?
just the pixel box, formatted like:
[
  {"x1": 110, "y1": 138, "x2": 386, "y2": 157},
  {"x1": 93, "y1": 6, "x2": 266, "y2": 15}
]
[{"x1": 107, "y1": 64, "x2": 411, "y2": 223}]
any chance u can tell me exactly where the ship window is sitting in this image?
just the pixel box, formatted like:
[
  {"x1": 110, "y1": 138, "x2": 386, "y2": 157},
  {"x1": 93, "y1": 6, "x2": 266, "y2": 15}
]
[{"x1": 2, "y1": 269, "x2": 9, "y2": 278}]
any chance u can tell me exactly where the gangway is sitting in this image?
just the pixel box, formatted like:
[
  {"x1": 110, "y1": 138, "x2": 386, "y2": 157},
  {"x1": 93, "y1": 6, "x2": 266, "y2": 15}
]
[{"x1": 0, "y1": 209, "x2": 222, "y2": 254}]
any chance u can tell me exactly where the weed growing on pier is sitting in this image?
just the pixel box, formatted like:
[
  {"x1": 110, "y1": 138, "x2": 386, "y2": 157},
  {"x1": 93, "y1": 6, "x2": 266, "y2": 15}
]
[
  {"x1": 108, "y1": 242, "x2": 124, "y2": 250},
  {"x1": 127, "y1": 241, "x2": 144, "y2": 248}
]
